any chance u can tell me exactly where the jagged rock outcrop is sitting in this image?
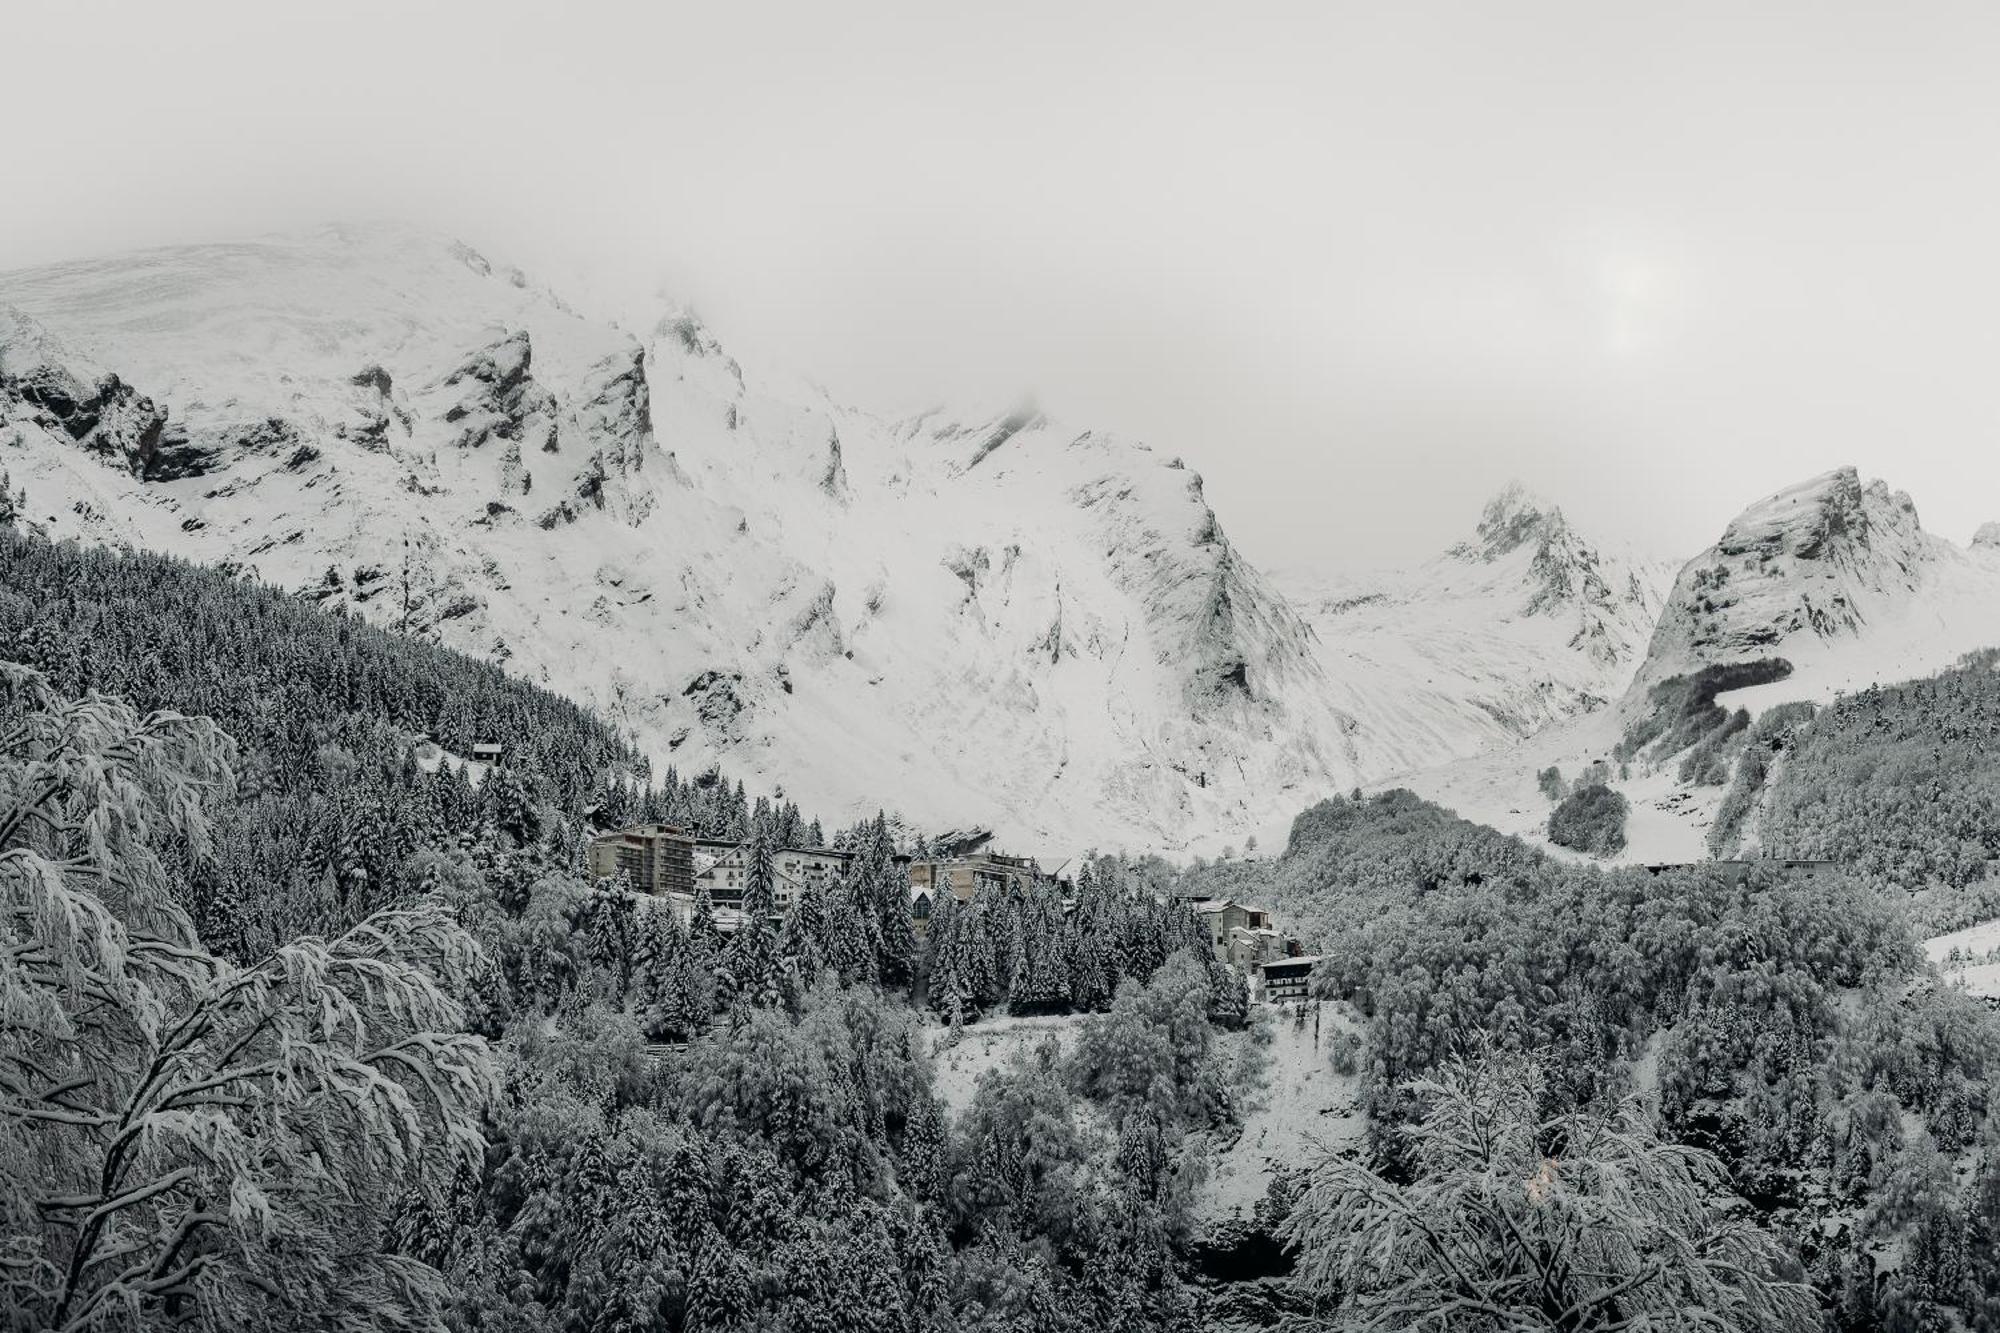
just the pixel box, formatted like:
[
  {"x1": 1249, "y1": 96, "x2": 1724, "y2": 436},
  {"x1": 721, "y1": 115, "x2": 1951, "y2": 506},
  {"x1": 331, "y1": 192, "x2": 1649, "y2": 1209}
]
[
  {"x1": 566, "y1": 343, "x2": 665, "y2": 524},
  {"x1": 1631, "y1": 467, "x2": 1933, "y2": 693},
  {"x1": 1974, "y1": 521, "x2": 2000, "y2": 551},
  {"x1": 942, "y1": 545, "x2": 990, "y2": 601},
  {"x1": 0, "y1": 307, "x2": 172, "y2": 476},
  {"x1": 1450, "y1": 483, "x2": 1661, "y2": 668},
  {"x1": 571, "y1": 343, "x2": 651, "y2": 472},
  {"x1": 437, "y1": 330, "x2": 558, "y2": 453},
  {"x1": 1069, "y1": 451, "x2": 1339, "y2": 730},
  {"x1": 820, "y1": 426, "x2": 850, "y2": 500}
]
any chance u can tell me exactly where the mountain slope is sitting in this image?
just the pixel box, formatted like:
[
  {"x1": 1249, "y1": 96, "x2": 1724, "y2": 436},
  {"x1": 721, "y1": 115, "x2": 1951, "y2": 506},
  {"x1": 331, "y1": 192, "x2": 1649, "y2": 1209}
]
[
  {"x1": 0, "y1": 224, "x2": 1368, "y2": 853},
  {"x1": 1276, "y1": 485, "x2": 1674, "y2": 777},
  {"x1": 1393, "y1": 468, "x2": 2000, "y2": 866},
  {"x1": 1628, "y1": 466, "x2": 2000, "y2": 706}
]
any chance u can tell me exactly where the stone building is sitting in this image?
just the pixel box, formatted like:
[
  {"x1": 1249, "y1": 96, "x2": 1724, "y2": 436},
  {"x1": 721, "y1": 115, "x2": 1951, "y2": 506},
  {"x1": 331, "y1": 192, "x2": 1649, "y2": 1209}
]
[{"x1": 1191, "y1": 899, "x2": 1273, "y2": 963}]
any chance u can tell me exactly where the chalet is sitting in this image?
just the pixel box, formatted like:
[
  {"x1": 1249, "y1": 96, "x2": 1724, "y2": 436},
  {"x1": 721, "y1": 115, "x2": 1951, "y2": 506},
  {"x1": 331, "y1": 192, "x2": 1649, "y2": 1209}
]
[
  {"x1": 586, "y1": 823, "x2": 696, "y2": 898},
  {"x1": 1258, "y1": 954, "x2": 1321, "y2": 1003},
  {"x1": 471, "y1": 741, "x2": 504, "y2": 764}
]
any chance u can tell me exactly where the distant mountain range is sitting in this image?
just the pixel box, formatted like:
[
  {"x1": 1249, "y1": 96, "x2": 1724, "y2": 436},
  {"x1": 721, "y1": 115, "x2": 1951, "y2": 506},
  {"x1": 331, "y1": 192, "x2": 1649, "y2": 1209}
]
[{"x1": 3, "y1": 224, "x2": 1997, "y2": 855}]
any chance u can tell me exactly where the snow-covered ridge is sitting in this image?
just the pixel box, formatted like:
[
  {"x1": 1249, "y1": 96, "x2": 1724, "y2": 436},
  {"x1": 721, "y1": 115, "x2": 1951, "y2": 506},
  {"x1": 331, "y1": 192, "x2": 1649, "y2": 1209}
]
[
  {"x1": 25, "y1": 225, "x2": 1984, "y2": 861},
  {"x1": 1395, "y1": 466, "x2": 2000, "y2": 869},
  {"x1": 0, "y1": 224, "x2": 1376, "y2": 854},
  {"x1": 1625, "y1": 465, "x2": 2000, "y2": 713},
  {"x1": 1275, "y1": 483, "x2": 1674, "y2": 781}
]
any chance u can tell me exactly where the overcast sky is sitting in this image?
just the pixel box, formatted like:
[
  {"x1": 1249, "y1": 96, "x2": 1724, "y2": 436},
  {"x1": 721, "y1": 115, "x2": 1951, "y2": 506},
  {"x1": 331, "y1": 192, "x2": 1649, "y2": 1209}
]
[{"x1": 9, "y1": 1, "x2": 2000, "y2": 570}]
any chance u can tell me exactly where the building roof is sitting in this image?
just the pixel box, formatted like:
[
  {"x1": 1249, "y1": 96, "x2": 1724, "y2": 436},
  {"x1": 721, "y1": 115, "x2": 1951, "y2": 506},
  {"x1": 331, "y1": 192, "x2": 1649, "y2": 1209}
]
[
  {"x1": 693, "y1": 840, "x2": 852, "y2": 860},
  {"x1": 1193, "y1": 898, "x2": 1270, "y2": 916},
  {"x1": 1260, "y1": 954, "x2": 1322, "y2": 973},
  {"x1": 594, "y1": 822, "x2": 693, "y2": 843}
]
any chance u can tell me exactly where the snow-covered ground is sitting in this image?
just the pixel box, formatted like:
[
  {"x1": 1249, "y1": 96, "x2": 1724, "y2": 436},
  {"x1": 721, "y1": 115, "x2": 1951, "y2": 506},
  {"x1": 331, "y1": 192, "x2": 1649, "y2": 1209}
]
[
  {"x1": 929, "y1": 1013, "x2": 1088, "y2": 1116},
  {"x1": 1388, "y1": 704, "x2": 1719, "y2": 865},
  {"x1": 1198, "y1": 1004, "x2": 1366, "y2": 1224},
  {"x1": 1927, "y1": 918, "x2": 2000, "y2": 1000}
]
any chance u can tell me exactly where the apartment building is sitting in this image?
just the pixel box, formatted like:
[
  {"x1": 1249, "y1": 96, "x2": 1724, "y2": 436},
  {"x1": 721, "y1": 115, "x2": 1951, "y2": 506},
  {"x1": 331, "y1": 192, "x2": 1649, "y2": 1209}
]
[{"x1": 586, "y1": 823, "x2": 696, "y2": 898}]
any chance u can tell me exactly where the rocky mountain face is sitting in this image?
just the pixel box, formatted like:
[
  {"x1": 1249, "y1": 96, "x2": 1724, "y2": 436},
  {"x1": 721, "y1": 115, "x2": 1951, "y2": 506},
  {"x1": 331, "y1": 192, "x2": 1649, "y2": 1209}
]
[
  {"x1": 1452, "y1": 483, "x2": 1666, "y2": 670},
  {"x1": 1625, "y1": 467, "x2": 2000, "y2": 704},
  {"x1": 0, "y1": 224, "x2": 1368, "y2": 853},
  {"x1": 1395, "y1": 469, "x2": 2000, "y2": 872},
  {"x1": 12, "y1": 226, "x2": 1979, "y2": 857},
  {"x1": 1278, "y1": 486, "x2": 1674, "y2": 777},
  {"x1": 0, "y1": 309, "x2": 175, "y2": 477}
]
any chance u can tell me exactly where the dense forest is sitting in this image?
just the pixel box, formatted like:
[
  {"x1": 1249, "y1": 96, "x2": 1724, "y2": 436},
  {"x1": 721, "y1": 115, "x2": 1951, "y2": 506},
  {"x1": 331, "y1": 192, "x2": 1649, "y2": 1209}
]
[
  {"x1": 1185, "y1": 788, "x2": 2000, "y2": 1330},
  {"x1": 12, "y1": 518, "x2": 2000, "y2": 1330},
  {"x1": 0, "y1": 532, "x2": 848, "y2": 962},
  {"x1": 1722, "y1": 650, "x2": 2000, "y2": 931},
  {"x1": 0, "y1": 529, "x2": 1259, "y2": 1332}
]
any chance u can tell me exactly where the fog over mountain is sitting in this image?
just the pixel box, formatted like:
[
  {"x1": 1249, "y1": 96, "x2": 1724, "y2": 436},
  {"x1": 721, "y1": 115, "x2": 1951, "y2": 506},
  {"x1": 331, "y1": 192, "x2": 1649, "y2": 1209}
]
[
  {"x1": 10, "y1": 3, "x2": 2000, "y2": 576},
  {"x1": 8, "y1": 224, "x2": 1998, "y2": 864}
]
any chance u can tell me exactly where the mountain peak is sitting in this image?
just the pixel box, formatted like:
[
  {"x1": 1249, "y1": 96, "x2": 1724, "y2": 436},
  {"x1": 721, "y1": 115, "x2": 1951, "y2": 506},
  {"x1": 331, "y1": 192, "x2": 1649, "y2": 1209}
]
[
  {"x1": 1973, "y1": 521, "x2": 2000, "y2": 551},
  {"x1": 1628, "y1": 466, "x2": 1946, "y2": 695},
  {"x1": 1456, "y1": 481, "x2": 1568, "y2": 561},
  {"x1": 1712, "y1": 466, "x2": 1921, "y2": 564}
]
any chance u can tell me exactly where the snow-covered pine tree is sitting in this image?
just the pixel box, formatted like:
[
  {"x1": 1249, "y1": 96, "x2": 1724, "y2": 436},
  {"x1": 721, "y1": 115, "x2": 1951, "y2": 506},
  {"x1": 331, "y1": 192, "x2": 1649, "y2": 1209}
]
[
  {"x1": 783, "y1": 876, "x2": 831, "y2": 986},
  {"x1": 1282, "y1": 1053, "x2": 1816, "y2": 1331},
  {"x1": 0, "y1": 664, "x2": 496, "y2": 1330},
  {"x1": 722, "y1": 828, "x2": 783, "y2": 1009}
]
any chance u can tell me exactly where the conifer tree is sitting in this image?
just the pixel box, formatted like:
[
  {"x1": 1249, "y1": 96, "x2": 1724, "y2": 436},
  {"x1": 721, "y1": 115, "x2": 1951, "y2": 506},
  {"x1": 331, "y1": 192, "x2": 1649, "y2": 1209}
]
[
  {"x1": 784, "y1": 877, "x2": 831, "y2": 986},
  {"x1": 686, "y1": 1232, "x2": 752, "y2": 1331},
  {"x1": 0, "y1": 665, "x2": 496, "y2": 1331},
  {"x1": 723, "y1": 828, "x2": 783, "y2": 1009}
]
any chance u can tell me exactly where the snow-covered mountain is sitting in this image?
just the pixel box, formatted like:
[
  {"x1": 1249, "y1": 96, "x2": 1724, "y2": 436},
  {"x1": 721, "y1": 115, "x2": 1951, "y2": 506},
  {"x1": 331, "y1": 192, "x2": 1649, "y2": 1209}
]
[
  {"x1": 1627, "y1": 466, "x2": 2000, "y2": 709},
  {"x1": 0, "y1": 224, "x2": 1379, "y2": 854},
  {"x1": 1276, "y1": 485, "x2": 1674, "y2": 776},
  {"x1": 24, "y1": 226, "x2": 1979, "y2": 861},
  {"x1": 1397, "y1": 467, "x2": 2000, "y2": 865}
]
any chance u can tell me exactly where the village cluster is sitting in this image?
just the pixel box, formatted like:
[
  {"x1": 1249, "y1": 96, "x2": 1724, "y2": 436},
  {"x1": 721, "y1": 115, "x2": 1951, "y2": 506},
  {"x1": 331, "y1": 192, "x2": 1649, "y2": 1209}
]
[{"x1": 585, "y1": 821, "x2": 1320, "y2": 1004}]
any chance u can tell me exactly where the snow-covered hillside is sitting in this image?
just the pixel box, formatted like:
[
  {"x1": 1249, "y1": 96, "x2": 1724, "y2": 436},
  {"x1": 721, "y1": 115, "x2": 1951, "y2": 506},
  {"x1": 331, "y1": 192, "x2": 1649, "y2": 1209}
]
[
  {"x1": 16, "y1": 228, "x2": 1979, "y2": 861},
  {"x1": 1396, "y1": 468, "x2": 2000, "y2": 864},
  {"x1": 0, "y1": 224, "x2": 1376, "y2": 854},
  {"x1": 1276, "y1": 484, "x2": 1674, "y2": 777}
]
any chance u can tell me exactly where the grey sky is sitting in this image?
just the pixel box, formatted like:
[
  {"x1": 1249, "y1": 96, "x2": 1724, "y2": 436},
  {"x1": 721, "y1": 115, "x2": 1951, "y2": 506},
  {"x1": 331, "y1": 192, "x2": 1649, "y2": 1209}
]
[{"x1": 9, "y1": 1, "x2": 2000, "y2": 570}]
